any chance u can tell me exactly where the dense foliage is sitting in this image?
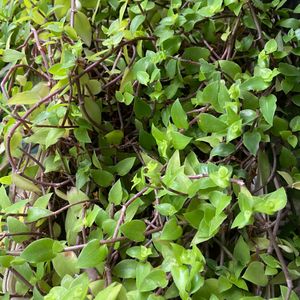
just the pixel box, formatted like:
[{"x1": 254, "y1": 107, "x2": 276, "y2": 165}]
[{"x1": 1, "y1": 0, "x2": 300, "y2": 299}]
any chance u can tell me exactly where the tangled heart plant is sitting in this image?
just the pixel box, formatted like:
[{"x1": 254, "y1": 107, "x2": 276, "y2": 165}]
[{"x1": 1, "y1": 0, "x2": 300, "y2": 299}]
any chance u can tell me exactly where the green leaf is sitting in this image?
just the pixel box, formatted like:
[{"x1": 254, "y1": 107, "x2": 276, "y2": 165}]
[
  {"x1": 113, "y1": 259, "x2": 138, "y2": 278},
  {"x1": 264, "y1": 39, "x2": 277, "y2": 54},
  {"x1": 0, "y1": 186, "x2": 11, "y2": 209},
  {"x1": 34, "y1": 193, "x2": 52, "y2": 208},
  {"x1": 171, "y1": 265, "x2": 189, "y2": 299},
  {"x1": 126, "y1": 246, "x2": 152, "y2": 261},
  {"x1": 91, "y1": 169, "x2": 114, "y2": 187},
  {"x1": 291, "y1": 182, "x2": 300, "y2": 190},
  {"x1": 130, "y1": 15, "x2": 145, "y2": 32},
  {"x1": 290, "y1": 116, "x2": 300, "y2": 132},
  {"x1": 45, "y1": 128, "x2": 65, "y2": 149},
  {"x1": 86, "y1": 80, "x2": 102, "y2": 95},
  {"x1": 259, "y1": 94, "x2": 277, "y2": 125},
  {"x1": 171, "y1": 99, "x2": 189, "y2": 130},
  {"x1": 139, "y1": 269, "x2": 168, "y2": 292},
  {"x1": 77, "y1": 239, "x2": 108, "y2": 268},
  {"x1": 243, "y1": 131, "x2": 261, "y2": 155},
  {"x1": 136, "y1": 71, "x2": 150, "y2": 85},
  {"x1": 242, "y1": 262, "x2": 268, "y2": 286},
  {"x1": 280, "y1": 286, "x2": 299, "y2": 300},
  {"x1": 278, "y1": 63, "x2": 300, "y2": 76},
  {"x1": 2, "y1": 49, "x2": 25, "y2": 62},
  {"x1": 27, "y1": 207, "x2": 51, "y2": 222},
  {"x1": 94, "y1": 283, "x2": 125, "y2": 300},
  {"x1": 21, "y1": 238, "x2": 59, "y2": 263},
  {"x1": 231, "y1": 211, "x2": 253, "y2": 229},
  {"x1": 54, "y1": 0, "x2": 70, "y2": 19},
  {"x1": 105, "y1": 130, "x2": 124, "y2": 145},
  {"x1": 162, "y1": 36, "x2": 182, "y2": 56},
  {"x1": 74, "y1": 11, "x2": 92, "y2": 46},
  {"x1": 7, "y1": 217, "x2": 30, "y2": 243},
  {"x1": 160, "y1": 218, "x2": 183, "y2": 240},
  {"x1": 198, "y1": 113, "x2": 227, "y2": 133},
  {"x1": 210, "y1": 143, "x2": 235, "y2": 157},
  {"x1": 82, "y1": 97, "x2": 102, "y2": 127},
  {"x1": 114, "y1": 157, "x2": 136, "y2": 176},
  {"x1": 233, "y1": 236, "x2": 250, "y2": 265},
  {"x1": 241, "y1": 77, "x2": 269, "y2": 91},
  {"x1": 277, "y1": 171, "x2": 293, "y2": 186},
  {"x1": 12, "y1": 173, "x2": 41, "y2": 194},
  {"x1": 209, "y1": 166, "x2": 231, "y2": 188},
  {"x1": 253, "y1": 187, "x2": 287, "y2": 215},
  {"x1": 108, "y1": 180, "x2": 123, "y2": 205},
  {"x1": 209, "y1": 191, "x2": 231, "y2": 215},
  {"x1": 74, "y1": 128, "x2": 91, "y2": 144},
  {"x1": 9, "y1": 82, "x2": 50, "y2": 105},
  {"x1": 170, "y1": 131, "x2": 192, "y2": 150},
  {"x1": 52, "y1": 252, "x2": 79, "y2": 277},
  {"x1": 120, "y1": 220, "x2": 146, "y2": 242},
  {"x1": 219, "y1": 60, "x2": 242, "y2": 79}
]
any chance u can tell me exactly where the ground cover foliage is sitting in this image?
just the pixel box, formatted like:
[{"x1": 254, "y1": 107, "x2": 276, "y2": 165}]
[{"x1": 1, "y1": 0, "x2": 300, "y2": 299}]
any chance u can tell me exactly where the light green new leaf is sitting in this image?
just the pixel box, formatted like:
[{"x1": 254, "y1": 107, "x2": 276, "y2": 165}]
[
  {"x1": 231, "y1": 210, "x2": 253, "y2": 229},
  {"x1": 94, "y1": 283, "x2": 125, "y2": 300},
  {"x1": 171, "y1": 265, "x2": 189, "y2": 300},
  {"x1": 136, "y1": 71, "x2": 149, "y2": 85},
  {"x1": 253, "y1": 187, "x2": 287, "y2": 215},
  {"x1": 126, "y1": 246, "x2": 152, "y2": 261},
  {"x1": 209, "y1": 191, "x2": 231, "y2": 215},
  {"x1": 259, "y1": 94, "x2": 277, "y2": 125},
  {"x1": 171, "y1": 99, "x2": 189, "y2": 130},
  {"x1": 291, "y1": 182, "x2": 300, "y2": 190},
  {"x1": 264, "y1": 39, "x2": 277, "y2": 54}
]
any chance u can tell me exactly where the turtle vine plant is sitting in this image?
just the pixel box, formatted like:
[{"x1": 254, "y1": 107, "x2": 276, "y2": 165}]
[{"x1": 1, "y1": 0, "x2": 300, "y2": 299}]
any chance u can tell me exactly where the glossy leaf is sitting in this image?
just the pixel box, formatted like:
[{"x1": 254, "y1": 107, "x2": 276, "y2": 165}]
[
  {"x1": 171, "y1": 99, "x2": 189, "y2": 130},
  {"x1": 259, "y1": 94, "x2": 277, "y2": 125}
]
